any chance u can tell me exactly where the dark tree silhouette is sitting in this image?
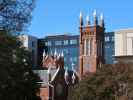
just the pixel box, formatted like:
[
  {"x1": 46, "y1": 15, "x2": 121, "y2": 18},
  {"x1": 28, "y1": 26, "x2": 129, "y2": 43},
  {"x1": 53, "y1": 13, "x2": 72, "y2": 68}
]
[{"x1": 0, "y1": 30, "x2": 41, "y2": 100}]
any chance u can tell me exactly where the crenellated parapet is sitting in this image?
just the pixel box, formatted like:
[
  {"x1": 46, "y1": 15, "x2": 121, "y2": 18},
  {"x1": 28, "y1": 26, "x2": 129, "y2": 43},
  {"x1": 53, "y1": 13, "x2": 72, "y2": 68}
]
[{"x1": 79, "y1": 10, "x2": 105, "y2": 78}]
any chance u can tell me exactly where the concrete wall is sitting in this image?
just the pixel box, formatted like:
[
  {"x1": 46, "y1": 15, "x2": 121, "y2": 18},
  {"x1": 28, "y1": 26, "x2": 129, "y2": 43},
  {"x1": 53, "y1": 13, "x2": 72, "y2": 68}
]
[
  {"x1": 19, "y1": 34, "x2": 38, "y2": 66},
  {"x1": 115, "y1": 29, "x2": 133, "y2": 56}
]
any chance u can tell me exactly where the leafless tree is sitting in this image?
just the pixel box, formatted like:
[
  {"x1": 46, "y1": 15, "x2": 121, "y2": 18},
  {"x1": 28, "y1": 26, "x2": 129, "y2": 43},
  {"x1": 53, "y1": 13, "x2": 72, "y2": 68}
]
[{"x1": 0, "y1": 0, "x2": 35, "y2": 34}]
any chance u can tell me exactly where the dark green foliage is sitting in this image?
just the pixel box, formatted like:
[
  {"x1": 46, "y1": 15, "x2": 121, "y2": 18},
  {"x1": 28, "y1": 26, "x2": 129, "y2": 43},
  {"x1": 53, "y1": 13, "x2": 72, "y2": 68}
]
[
  {"x1": 0, "y1": 31, "x2": 40, "y2": 100},
  {"x1": 68, "y1": 64, "x2": 133, "y2": 100}
]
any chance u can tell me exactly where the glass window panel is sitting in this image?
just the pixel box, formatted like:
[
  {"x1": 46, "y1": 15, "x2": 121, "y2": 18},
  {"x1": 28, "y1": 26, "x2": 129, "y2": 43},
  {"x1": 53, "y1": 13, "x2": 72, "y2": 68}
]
[
  {"x1": 45, "y1": 41, "x2": 52, "y2": 46},
  {"x1": 70, "y1": 39, "x2": 77, "y2": 45},
  {"x1": 55, "y1": 41, "x2": 62, "y2": 45},
  {"x1": 64, "y1": 40, "x2": 68, "y2": 45},
  {"x1": 105, "y1": 36, "x2": 110, "y2": 42}
]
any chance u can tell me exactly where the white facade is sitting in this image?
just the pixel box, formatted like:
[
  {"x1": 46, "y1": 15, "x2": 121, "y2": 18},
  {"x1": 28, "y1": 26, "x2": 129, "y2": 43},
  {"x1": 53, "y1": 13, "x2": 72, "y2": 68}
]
[
  {"x1": 19, "y1": 34, "x2": 38, "y2": 66},
  {"x1": 115, "y1": 29, "x2": 133, "y2": 56}
]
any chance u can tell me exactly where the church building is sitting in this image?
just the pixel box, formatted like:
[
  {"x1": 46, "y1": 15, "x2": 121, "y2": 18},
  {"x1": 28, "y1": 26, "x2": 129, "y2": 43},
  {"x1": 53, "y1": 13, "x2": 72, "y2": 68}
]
[
  {"x1": 34, "y1": 50, "x2": 78, "y2": 100},
  {"x1": 79, "y1": 10, "x2": 105, "y2": 77},
  {"x1": 34, "y1": 10, "x2": 105, "y2": 100}
]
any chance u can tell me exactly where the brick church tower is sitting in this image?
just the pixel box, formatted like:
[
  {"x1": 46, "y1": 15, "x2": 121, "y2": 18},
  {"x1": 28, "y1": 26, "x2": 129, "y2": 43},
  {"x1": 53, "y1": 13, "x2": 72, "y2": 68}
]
[{"x1": 79, "y1": 10, "x2": 105, "y2": 77}]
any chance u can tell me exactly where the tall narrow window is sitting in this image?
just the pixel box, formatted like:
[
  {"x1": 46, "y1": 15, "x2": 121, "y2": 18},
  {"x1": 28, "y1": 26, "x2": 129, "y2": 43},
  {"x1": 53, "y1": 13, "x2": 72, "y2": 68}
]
[
  {"x1": 97, "y1": 40, "x2": 99, "y2": 56},
  {"x1": 84, "y1": 40, "x2": 87, "y2": 55},
  {"x1": 90, "y1": 39, "x2": 92, "y2": 56},
  {"x1": 86, "y1": 39, "x2": 88, "y2": 55},
  {"x1": 87, "y1": 39, "x2": 92, "y2": 56},
  {"x1": 84, "y1": 39, "x2": 92, "y2": 56},
  {"x1": 88, "y1": 40, "x2": 90, "y2": 56},
  {"x1": 101, "y1": 42, "x2": 103, "y2": 56}
]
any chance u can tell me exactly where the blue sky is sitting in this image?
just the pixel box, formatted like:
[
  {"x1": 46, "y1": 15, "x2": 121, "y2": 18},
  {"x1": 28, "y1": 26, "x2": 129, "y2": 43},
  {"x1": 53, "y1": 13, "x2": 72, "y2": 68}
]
[{"x1": 28, "y1": 0, "x2": 133, "y2": 38}]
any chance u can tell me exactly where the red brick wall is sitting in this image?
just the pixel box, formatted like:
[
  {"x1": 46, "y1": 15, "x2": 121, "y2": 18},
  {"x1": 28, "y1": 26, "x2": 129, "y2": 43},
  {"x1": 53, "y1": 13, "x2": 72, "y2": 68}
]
[
  {"x1": 79, "y1": 25, "x2": 105, "y2": 77},
  {"x1": 39, "y1": 87, "x2": 49, "y2": 100}
]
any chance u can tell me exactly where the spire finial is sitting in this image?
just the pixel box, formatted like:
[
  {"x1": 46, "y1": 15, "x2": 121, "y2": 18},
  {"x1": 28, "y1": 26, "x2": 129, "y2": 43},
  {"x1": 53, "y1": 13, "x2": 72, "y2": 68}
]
[
  {"x1": 100, "y1": 13, "x2": 104, "y2": 27},
  {"x1": 93, "y1": 9, "x2": 98, "y2": 25},
  {"x1": 86, "y1": 15, "x2": 90, "y2": 26},
  {"x1": 100, "y1": 13, "x2": 104, "y2": 21},
  {"x1": 57, "y1": 53, "x2": 61, "y2": 59},
  {"x1": 72, "y1": 64, "x2": 76, "y2": 84},
  {"x1": 79, "y1": 11, "x2": 83, "y2": 26},
  {"x1": 72, "y1": 72, "x2": 76, "y2": 84},
  {"x1": 93, "y1": 9, "x2": 97, "y2": 18},
  {"x1": 61, "y1": 51, "x2": 64, "y2": 57},
  {"x1": 80, "y1": 11, "x2": 83, "y2": 19},
  {"x1": 43, "y1": 50, "x2": 46, "y2": 57}
]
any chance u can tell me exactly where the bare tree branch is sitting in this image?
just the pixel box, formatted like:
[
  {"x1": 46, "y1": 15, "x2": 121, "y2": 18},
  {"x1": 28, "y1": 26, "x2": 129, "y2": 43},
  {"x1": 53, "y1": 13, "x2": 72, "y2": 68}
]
[{"x1": 0, "y1": 0, "x2": 35, "y2": 34}]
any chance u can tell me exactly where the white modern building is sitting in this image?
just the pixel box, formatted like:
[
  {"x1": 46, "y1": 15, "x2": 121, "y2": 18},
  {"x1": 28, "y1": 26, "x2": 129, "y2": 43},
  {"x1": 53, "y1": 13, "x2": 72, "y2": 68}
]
[
  {"x1": 115, "y1": 28, "x2": 133, "y2": 63},
  {"x1": 19, "y1": 34, "x2": 38, "y2": 66}
]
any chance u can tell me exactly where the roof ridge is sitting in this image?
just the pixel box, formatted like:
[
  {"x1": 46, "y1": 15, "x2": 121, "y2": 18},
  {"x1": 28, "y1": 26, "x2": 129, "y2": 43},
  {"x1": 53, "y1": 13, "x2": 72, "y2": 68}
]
[{"x1": 51, "y1": 67, "x2": 60, "y2": 82}]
